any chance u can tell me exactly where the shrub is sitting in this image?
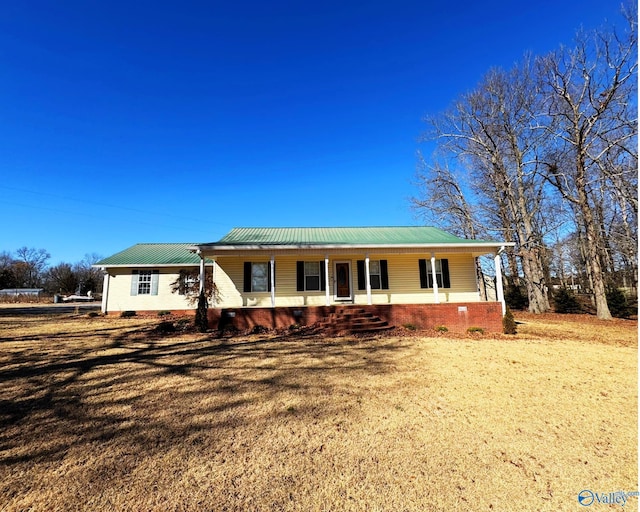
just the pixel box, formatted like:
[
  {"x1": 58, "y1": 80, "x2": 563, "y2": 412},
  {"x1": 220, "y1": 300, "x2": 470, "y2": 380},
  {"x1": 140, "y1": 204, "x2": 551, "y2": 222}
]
[
  {"x1": 505, "y1": 285, "x2": 528, "y2": 310},
  {"x1": 502, "y1": 307, "x2": 517, "y2": 335},
  {"x1": 120, "y1": 311, "x2": 136, "y2": 318},
  {"x1": 154, "y1": 321, "x2": 176, "y2": 334},
  {"x1": 553, "y1": 287, "x2": 581, "y2": 314},
  {"x1": 157, "y1": 311, "x2": 171, "y2": 317},
  {"x1": 467, "y1": 326, "x2": 484, "y2": 334},
  {"x1": 250, "y1": 324, "x2": 269, "y2": 335},
  {"x1": 402, "y1": 323, "x2": 417, "y2": 331},
  {"x1": 435, "y1": 325, "x2": 448, "y2": 333},
  {"x1": 606, "y1": 288, "x2": 632, "y2": 318},
  {"x1": 175, "y1": 318, "x2": 192, "y2": 331}
]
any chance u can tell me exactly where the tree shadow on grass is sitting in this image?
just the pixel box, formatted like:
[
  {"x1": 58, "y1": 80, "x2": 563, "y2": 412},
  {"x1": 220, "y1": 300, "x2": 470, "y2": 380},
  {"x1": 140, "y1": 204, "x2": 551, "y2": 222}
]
[{"x1": 0, "y1": 317, "x2": 409, "y2": 468}]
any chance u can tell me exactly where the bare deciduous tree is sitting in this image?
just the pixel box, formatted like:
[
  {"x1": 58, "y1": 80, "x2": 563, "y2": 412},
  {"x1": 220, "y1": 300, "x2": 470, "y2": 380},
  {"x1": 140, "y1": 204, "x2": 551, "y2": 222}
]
[
  {"x1": 412, "y1": 154, "x2": 489, "y2": 299},
  {"x1": 537, "y1": 8, "x2": 637, "y2": 318},
  {"x1": 14, "y1": 247, "x2": 50, "y2": 288},
  {"x1": 415, "y1": 4, "x2": 637, "y2": 317},
  {"x1": 418, "y1": 61, "x2": 552, "y2": 313},
  {"x1": 46, "y1": 263, "x2": 79, "y2": 294}
]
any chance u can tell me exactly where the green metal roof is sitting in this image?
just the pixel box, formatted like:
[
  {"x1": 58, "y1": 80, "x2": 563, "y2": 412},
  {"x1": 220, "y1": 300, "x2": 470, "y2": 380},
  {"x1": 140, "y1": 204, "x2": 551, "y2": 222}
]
[
  {"x1": 96, "y1": 229, "x2": 507, "y2": 266},
  {"x1": 95, "y1": 243, "x2": 206, "y2": 267},
  {"x1": 210, "y1": 227, "x2": 497, "y2": 246}
]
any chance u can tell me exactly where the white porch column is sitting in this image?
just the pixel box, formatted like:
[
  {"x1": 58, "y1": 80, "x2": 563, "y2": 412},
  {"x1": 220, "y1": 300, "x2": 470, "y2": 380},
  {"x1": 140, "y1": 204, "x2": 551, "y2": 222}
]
[
  {"x1": 430, "y1": 252, "x2": 440, "y2": 304},
  {"x1": 324, "y1": 255, "x2": 330, "y2": 306},
  {"x1": 270, "y1": 254, "x2": 276, "y2": 307},
  {"x1": 198, "y1": 250, "x2": 205, "y2": 295},
  {"x1": 494, "y1": 247, "x2": 506, "y2": 315},
  {"x1": 365, "y1": 253, "x2": 372, "y2": 305},
  {"x1": 101, "y1": 269, "x2": 109, "y2": 314},
  {"x1": 211, "y1": 258, "x2": 217, "y2": 306}
]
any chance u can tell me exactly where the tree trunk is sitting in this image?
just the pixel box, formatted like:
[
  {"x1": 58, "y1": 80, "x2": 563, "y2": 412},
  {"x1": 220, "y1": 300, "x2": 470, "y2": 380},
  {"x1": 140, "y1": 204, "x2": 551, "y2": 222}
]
[
  {"x1": 577, "y1": 172, "x2": 612, "y2": 319},
  {"x1": 521, "y1": 247, "x2": 550, "y2": 313}
]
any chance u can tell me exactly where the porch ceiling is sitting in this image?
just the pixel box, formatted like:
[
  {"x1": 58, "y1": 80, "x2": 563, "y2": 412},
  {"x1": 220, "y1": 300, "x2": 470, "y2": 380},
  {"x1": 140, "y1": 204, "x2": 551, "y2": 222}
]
[{"x1": 205, "y1": 246, "x2": 500, "y2": 258}]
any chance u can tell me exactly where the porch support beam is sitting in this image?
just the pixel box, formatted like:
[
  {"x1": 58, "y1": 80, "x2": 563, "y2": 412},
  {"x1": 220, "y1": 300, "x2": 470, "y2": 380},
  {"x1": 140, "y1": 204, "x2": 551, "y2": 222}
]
[
  {"x1": 101, "y1": 269, "x2": 109, "y2": 314},
  {"x1": 270, "y1": 254, "x2": 276, "y2": 308},
  {"x1": 211, "y1": 258, "x2": 217, "y2": 306},
  {"x1": 494, "y1": 247, "x2": 506, "y2": 315},
  {"x1": 324, "y1": 254, "x2": 330, "y2": 306},
  {"x1": 198, "y1": 250, "x2": 205, "y2": 295},
  {"x1": 365, "y1": 253, "x2": 372, "y2": 305},
  {"x1": 430, "y1": 252, "x2": 440, "y2": 304}
]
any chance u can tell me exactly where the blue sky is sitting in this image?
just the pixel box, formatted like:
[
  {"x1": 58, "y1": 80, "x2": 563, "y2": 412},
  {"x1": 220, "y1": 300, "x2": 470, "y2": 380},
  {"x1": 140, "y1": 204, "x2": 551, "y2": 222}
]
[{"x1": 0, "y1": 0, "x2": 625, "y2": 265}]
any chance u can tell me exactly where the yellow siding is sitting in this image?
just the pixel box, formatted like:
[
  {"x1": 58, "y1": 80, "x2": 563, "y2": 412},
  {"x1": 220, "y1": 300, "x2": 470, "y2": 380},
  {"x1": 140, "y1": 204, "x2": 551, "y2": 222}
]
[
  {"x1": 364, "y1": 253, "x2": 480, "y2": 305},
  {"x1": 212, "y1": 258, "x2": 246, "y2": 307},
  {"x1": 213, "y1": 256, "x2": 322, "y2": 307},
  {"x1": 105, "y1": 254, "x2": 482, "y2": 312},
  {"x1": 213, "y1": 252, "x2": 480, "y2": 308}
]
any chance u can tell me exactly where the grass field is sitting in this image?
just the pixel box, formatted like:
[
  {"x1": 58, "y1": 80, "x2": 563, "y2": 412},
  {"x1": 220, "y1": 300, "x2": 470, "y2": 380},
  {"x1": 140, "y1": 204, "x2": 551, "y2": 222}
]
[{"x1": 0, "y1": 310, "x2": 637, "y2": 511}]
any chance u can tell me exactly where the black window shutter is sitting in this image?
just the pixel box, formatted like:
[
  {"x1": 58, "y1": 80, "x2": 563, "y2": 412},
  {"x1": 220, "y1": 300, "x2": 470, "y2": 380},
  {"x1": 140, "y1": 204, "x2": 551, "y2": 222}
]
[
  {"x1": 380, "y1": 260, "x2": 389, "y2": 289},
  {"x1": 418, "y1": 259, "x2": 428, "y2": 288},
  {"x1": 357, "y1": 260, "x2": 365, "y2": 290},
  {"x1": 243, "y1": 262, "x2": 252, "y2": 292},
  {"x1": 441, "y1": 259, "x2": 450, "y2": 288},
  {"x1": 267, "y1": 262, "x2": 274, "y2": 292},
  {"x1": 320, "y1": 261, "x2": 326, "y2": 291},
  {"x1": 296, "y1": 261, "x2": 305, "y2": 291}
]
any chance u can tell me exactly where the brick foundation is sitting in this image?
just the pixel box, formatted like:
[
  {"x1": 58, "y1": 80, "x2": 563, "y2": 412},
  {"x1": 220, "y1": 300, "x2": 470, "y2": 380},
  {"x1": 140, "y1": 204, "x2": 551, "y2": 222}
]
[
  {"x1": 106, "y1": 309, "x2": 195, "y2": 318},
  {"x1": 208, "y1": 302, "x2": 504, "y2": 333},
  {"x1": 106, "y1": 303, "x2": 504, "y2": 333}
]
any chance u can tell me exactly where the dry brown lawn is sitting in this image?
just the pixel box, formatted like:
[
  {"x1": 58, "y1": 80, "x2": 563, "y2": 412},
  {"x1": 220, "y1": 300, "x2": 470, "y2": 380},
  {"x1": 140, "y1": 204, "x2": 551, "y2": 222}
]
[{"x1": 0, "y1": 310, "x2": 637, "y2": 511}]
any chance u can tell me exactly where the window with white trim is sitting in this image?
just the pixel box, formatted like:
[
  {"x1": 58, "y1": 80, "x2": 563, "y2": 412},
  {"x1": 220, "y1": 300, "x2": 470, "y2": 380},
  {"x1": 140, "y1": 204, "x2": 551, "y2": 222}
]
[
  {"x1": 178, "y1": 272, "x2": 198, "y2": 295},
  {"x1": 369, "y1": 260, "x2": 381, "y2": 289},
  {"x1": 304, "y1": 262, "x2": 321, "y2": 291},
  {"x1": 131, "y1": 269, "x2": 159, "y2": 296},
  {"x1": 138, "y1": 270, "x2": 152, "y2": 295},
  {"x1": 243, "y1": 262, "x2": 273, "y2": 293},
  {"x1": 430, "y1": 260, "x2": 443, "y2": 288},
  {"x1": 418, "y1": 258, "x2": 450, "y2": 289},
  {"x1": 356, "y1": 259, "x2": 389, "y2": 290},
  {"x1": 296, "y1": 261, "x2": 325, "y2": 292},
  {"x1": 251, "y1": 262, "x2": 268, "y2": 292}
]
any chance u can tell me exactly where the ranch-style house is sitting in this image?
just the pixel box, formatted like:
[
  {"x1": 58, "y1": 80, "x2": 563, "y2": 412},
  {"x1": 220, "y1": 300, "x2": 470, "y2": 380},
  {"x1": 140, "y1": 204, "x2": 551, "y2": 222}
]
[{"x1": 95, "y1": 226, "x2": 513, "y2": 332}]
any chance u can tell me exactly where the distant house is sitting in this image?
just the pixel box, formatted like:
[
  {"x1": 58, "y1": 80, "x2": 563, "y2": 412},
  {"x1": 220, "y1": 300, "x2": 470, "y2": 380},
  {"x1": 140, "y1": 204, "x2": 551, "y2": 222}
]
[
  {"x1": 95, "y1": 227, "x2": 513, "y2": 332},
  {"x1": 0, "y1": 288, "x2": 44, "y2": 297}
]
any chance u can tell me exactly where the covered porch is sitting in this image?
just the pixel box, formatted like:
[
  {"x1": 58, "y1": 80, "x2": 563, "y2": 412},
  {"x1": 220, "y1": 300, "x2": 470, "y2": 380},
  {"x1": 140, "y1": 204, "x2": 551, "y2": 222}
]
[
  {"x1": 196, "y1": 249, "x2": 507, "y2": 310},
  {"x1": 193, "y1": 227, "x2": 512, "y2": 332}
]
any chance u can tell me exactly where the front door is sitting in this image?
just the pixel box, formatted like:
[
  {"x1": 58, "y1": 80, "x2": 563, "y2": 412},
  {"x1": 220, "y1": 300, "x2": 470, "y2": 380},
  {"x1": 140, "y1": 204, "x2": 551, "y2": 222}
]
[{"x1": 335, "y1": 262, "x2": 351, "y2": 300}]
